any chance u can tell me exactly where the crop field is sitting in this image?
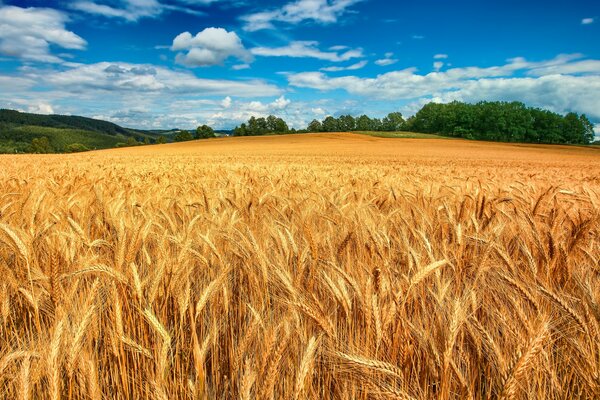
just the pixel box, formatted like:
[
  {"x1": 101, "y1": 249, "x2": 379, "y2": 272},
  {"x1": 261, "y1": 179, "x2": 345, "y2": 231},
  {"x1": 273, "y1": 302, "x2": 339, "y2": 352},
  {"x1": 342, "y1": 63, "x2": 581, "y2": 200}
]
[{"x1": 1, "y1": 133, "x2": 600, "y2": 399}]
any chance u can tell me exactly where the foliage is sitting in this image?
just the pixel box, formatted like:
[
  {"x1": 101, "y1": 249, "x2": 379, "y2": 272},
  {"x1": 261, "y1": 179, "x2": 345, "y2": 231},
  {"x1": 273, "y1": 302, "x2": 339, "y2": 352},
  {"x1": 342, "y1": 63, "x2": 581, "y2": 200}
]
[
  {"x1": 0, "y1": 109, "x2": 163, "y2": 153},
  {"x1": 174, "y1": 131, "x2": 194, "y2": 142},
  {"x1": 65, "y1": 143, "x2": 91, "y2": 153},
  {"x1": 407, "y1": 101, "x2": 595, "y2": 144},
  {"x1": 233, "y1": 115, "x2": 289, "y2": 136},
  {"x1": 195, "y1": 125, "x2": 216, "y2": 139},
  {"x1": 0, "y1": 108, "x2": 148, "y2": 136},
  {"x1": 29, "y1": 137, "x2": 54, "y2": 153},
  {"x1": 156, "y1": 136, "x2": 168, "y2": 144}
]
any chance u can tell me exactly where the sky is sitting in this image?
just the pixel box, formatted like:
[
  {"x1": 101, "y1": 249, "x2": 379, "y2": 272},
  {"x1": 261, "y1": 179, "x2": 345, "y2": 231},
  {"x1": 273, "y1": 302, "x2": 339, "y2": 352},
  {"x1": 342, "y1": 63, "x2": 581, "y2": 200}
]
[{"x1": 0, "y1": 0, "x2": 599, "y2": 132}]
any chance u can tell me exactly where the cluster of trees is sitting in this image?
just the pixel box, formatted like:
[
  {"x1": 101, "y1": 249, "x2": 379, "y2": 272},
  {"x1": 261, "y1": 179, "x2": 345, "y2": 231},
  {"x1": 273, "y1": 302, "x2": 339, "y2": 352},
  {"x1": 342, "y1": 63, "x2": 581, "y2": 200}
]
[
  {"x1": 405, "y1": 101, "x2": 595, "y2": 144},
  {"x1": 307, "y1": 112, "x2": 405, "y2": 133},
  {"x1": 173, "y1": 125, "x2": 216, "y2": 142},
  {"x1": 233, "y1": 116, "x2": 289, "y2": 136},
  {"x1": 27, "y1": 138, "x2": 92, "y2": 154}
]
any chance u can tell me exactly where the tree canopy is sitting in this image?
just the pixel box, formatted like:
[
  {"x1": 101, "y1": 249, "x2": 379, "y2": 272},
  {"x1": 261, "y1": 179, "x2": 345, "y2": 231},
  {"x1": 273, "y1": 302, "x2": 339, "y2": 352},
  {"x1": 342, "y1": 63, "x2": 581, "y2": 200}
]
[
  {"x1": 404, "y1": 101, "x2": 595, "y2": 144},
  {"x1": 233, "y1": 115, "x2": 289, "y2": 136},
  {"x1": 196, "y1": 125, "x2": 216, "y2": 139},
  {"x1": 302, "y1": 103, "x2": 595, "y2": 145}
]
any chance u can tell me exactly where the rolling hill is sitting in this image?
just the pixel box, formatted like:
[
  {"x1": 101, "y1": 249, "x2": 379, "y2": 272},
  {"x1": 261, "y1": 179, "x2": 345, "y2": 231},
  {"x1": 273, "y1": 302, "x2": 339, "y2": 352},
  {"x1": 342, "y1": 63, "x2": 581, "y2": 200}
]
[{"x1": 0, "y1": 109, "x2": 168, "y2": 153}]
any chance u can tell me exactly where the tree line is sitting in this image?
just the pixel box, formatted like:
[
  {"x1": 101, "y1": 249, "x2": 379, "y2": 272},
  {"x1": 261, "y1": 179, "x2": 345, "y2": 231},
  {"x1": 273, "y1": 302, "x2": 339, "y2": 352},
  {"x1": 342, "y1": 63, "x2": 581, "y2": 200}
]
[
  {"x1": 233, "y1": 116, "x2": 289, "y2": 136},
  {"x1": 405, "y1": 101, "x2": 595, "y2": 144},
  {"x1": 232, "y1": 101, "x2": 596, "y2": 144}
]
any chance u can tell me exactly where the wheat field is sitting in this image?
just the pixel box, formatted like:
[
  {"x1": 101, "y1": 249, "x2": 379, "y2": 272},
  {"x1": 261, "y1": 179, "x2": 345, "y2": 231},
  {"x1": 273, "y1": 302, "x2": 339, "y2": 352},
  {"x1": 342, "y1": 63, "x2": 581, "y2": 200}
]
[{"x1": 1, "y1": 133, "x2": 600, "y2": 399}]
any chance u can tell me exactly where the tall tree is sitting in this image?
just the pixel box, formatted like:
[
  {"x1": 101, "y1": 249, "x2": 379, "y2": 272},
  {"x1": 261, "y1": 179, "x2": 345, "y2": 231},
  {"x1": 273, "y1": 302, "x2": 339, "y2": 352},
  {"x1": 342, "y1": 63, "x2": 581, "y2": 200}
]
[
  {"x1": 307, "y1": 119, "x2": 322, "y2": 132},
  {"x1": 195, "y1": 125, "x2": 215, "y2": 139},
  {"x1": 322, "y1": 116, "x2": 339, "y2": 132},
  {"x1": 29, "y1": 137, "x2": 53, "y2": 153},
  {"x1": 338, "y1": 115, "x2": 356, "y2": 131},
  {"x1": 381, "y1": 112, "x2": 405, "y2": 131}
]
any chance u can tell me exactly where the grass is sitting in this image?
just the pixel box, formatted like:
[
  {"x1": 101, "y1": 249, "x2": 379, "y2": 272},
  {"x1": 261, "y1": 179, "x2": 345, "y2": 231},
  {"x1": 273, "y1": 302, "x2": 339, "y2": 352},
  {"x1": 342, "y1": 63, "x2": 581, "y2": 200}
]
[{"x1": 1, "y1": 132, "x2": 600, "y2": 399}]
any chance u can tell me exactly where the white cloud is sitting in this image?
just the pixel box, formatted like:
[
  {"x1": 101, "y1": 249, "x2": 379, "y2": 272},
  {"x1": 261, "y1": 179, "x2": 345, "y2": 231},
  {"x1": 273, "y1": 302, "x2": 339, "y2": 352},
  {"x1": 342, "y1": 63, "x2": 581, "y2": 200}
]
[
  {"x1": 526, "y1": 59, "x2": 600, "y2": 76},
  {"x1": 242, "y1": 0, "x2": 363, "y2": 31},
  {"x1": 28, "y1": 102, "x2": 55, "y2": 114},
  {"x1": 411, "y1": 35, "x2": 425, "y2": 40},
  {"x1": 375, "y1": 53, "x2": 398, "y2": 66},
  {"x1": 434, "y1": 54, "x2": 448, "y2": 59},
  {"x1": 26, "y1": 61, "x2": 280, "y2": 97},
  {"x1": 70, "y1": 0, "x2": 217, "y2": 21},
  {"x1": 158, "y1": 96, "x2": 296, "y2": 129},
  {"x1": 582, "y1": 17, "x2": 595, "y2": 25},
  {"x1": 0, "y1": 5, "x2": 86, "y2": 63},
  {"x1": 433, "y1": 61, "x2": 444, "y2": 71},
  {"x1": 321, "y1": 60, "x2": 367, "y2": 71},
  {"x1": 221, "y1": 96, "x2": 232, "y2": 108},
  {"x1": 0, "y1": 60, "x2": 287, "y2": 129},
  {"x1": 287, "y1": 54, "x2": 600, "y2": 121},
  {"x1": 171, "y1": 28, "x2": 252, "y2": 67},
  {"x1": 251, "y1": 41, "x2": 363, "y2": 62},
  {"x1": 232, "y1": 63, "x2": 251, "y2": 70},
  {"x1": 71, "y1": 0, "x2": 162, "y2": 21}
]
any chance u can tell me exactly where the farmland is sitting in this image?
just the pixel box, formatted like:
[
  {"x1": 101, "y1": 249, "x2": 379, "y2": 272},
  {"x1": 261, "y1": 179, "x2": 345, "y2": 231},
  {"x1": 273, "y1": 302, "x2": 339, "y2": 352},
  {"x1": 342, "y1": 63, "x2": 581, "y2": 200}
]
[{"x1": 1, "y1": 133, "x2": 600, "y2": 399}]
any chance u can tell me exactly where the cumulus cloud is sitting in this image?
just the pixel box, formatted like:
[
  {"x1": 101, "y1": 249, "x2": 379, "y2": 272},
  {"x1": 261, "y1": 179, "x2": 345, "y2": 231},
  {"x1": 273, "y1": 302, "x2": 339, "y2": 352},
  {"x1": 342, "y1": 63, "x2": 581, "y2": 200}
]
[
  {"x1": 0, "y1": 60, "x2": 288, "y2": 129},
  {"x1": 251, "y1": 41, "x2": 363, "y2": 62},
  {"x1": 241, "y1": 0, "x2": 363, "y2": 31},
  {"x1": 21, "y1": 61, "x2": 280, "y2": 97},
  {"x1": 582, "y1": 17, "x2": 595, "y2": 25},
  {"x1": 433, "y1": 61, "x2": 444, "y2": 71},
  {"x1": 434, "y1": 54, "x2": 448, "y2": 59},
  {"x1": 88, "y1": 93, "x2": 335, "y2": 131},
  {"x1": 321, "y1": 60, "x2": 367, "y2": 72},
  {"x1": 0, "y1": 5, "x2": 86, "y2": 63},
  {"x1": 375, "y1": 52, "x2": 398, "y2": 66},
  {"x1": 171, "y1": 28, "x2": 253, "y2": 67},
  {"x1": 287, "y1": 54, "x2": 600, "y2": 121},
  {"x1": 28, "y1": 102, "x2": 55, "y2": 114}
]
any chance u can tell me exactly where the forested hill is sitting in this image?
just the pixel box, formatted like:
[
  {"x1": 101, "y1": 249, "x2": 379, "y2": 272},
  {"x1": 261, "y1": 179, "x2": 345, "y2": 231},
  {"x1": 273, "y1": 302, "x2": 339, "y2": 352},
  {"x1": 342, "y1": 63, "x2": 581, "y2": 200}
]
[
  {"x1": 0, "y1": 109, "x2": 148, "y2": 136},
  {"x1": 0, "y1": 109, "x2": 166, "y2": 153}
]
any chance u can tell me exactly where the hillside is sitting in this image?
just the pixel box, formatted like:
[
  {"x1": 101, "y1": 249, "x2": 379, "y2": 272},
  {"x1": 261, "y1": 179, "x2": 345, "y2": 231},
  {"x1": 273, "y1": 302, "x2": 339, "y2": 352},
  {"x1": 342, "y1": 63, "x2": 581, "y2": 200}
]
[{"x1": 0, "y1": 109, "x2": 165, "y2": 153}]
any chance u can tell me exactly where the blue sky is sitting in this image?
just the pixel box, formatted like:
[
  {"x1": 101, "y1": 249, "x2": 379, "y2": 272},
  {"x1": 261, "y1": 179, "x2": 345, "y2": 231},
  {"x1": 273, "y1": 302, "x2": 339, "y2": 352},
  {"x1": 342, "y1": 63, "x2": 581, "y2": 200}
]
[{"x1": 0, "y1": 0, "x2": 599, "y2": 132}]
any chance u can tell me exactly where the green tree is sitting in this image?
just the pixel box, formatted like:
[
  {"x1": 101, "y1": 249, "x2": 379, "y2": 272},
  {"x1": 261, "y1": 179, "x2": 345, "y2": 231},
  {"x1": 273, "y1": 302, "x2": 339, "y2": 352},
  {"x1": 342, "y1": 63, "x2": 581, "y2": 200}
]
[
  {"x1": 196, "y1": 125, "x2": 215, "y2": 139},
  {"x1": 580, "y1": 114, "x2": 595, "y2": 144},
  {"x1": 65, "y1": 143, "x2": 90, "y2": 153},
  {"x1": 307, "y1": 119, "x2": 322, "y2": 132},
  {"x1": 381, "y1": 112, "x2": 405, "y2": 131},
  {"x1": 338, "y1": 115, "x2": 356, "y2": 131},
  {"x1": 127, "y1": 137, "x2": 141, "y2": 146},
  {"x1": 156, "y1": 136, "x2": 167, "y2": 144},
  {"x1": 174, "y1": 131, "x2": 194, "y2": 142},
  {"x1": 233, "y1": 123, "x2": 248, "y2": 136},
  {"x1": 355, "y1": 115, "x2": 373, "y2": 131},
  {"x1": 29, "y1": 137, "x2": 53, "y2": 153},
  {"x1": 267, "y1": 115, "x2": 289, "y2": 133},
  {"x1": 322, "y1": 116, "x2": 339, "y2": 132}
]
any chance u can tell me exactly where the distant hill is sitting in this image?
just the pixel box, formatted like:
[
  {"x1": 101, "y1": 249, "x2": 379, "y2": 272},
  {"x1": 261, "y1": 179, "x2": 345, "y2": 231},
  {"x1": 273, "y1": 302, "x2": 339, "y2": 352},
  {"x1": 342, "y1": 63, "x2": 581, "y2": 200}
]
[{"x1": 0, "y1": 109, "x2": 167, "y2": 153}]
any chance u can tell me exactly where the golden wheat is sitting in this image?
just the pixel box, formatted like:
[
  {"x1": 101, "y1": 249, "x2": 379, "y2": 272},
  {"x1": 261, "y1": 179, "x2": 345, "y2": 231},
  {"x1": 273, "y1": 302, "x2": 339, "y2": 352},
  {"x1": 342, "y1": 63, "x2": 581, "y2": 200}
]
[{"x1": 0, "y1": 133, "x2": 599, "y2": 399}]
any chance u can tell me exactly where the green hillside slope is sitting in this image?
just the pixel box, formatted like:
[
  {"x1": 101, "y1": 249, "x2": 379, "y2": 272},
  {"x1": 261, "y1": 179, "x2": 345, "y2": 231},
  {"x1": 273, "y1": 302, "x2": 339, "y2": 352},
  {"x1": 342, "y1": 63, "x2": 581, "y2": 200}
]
[{"x1": 0, "y1": 109, "x2": 165, "y2": 153}]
